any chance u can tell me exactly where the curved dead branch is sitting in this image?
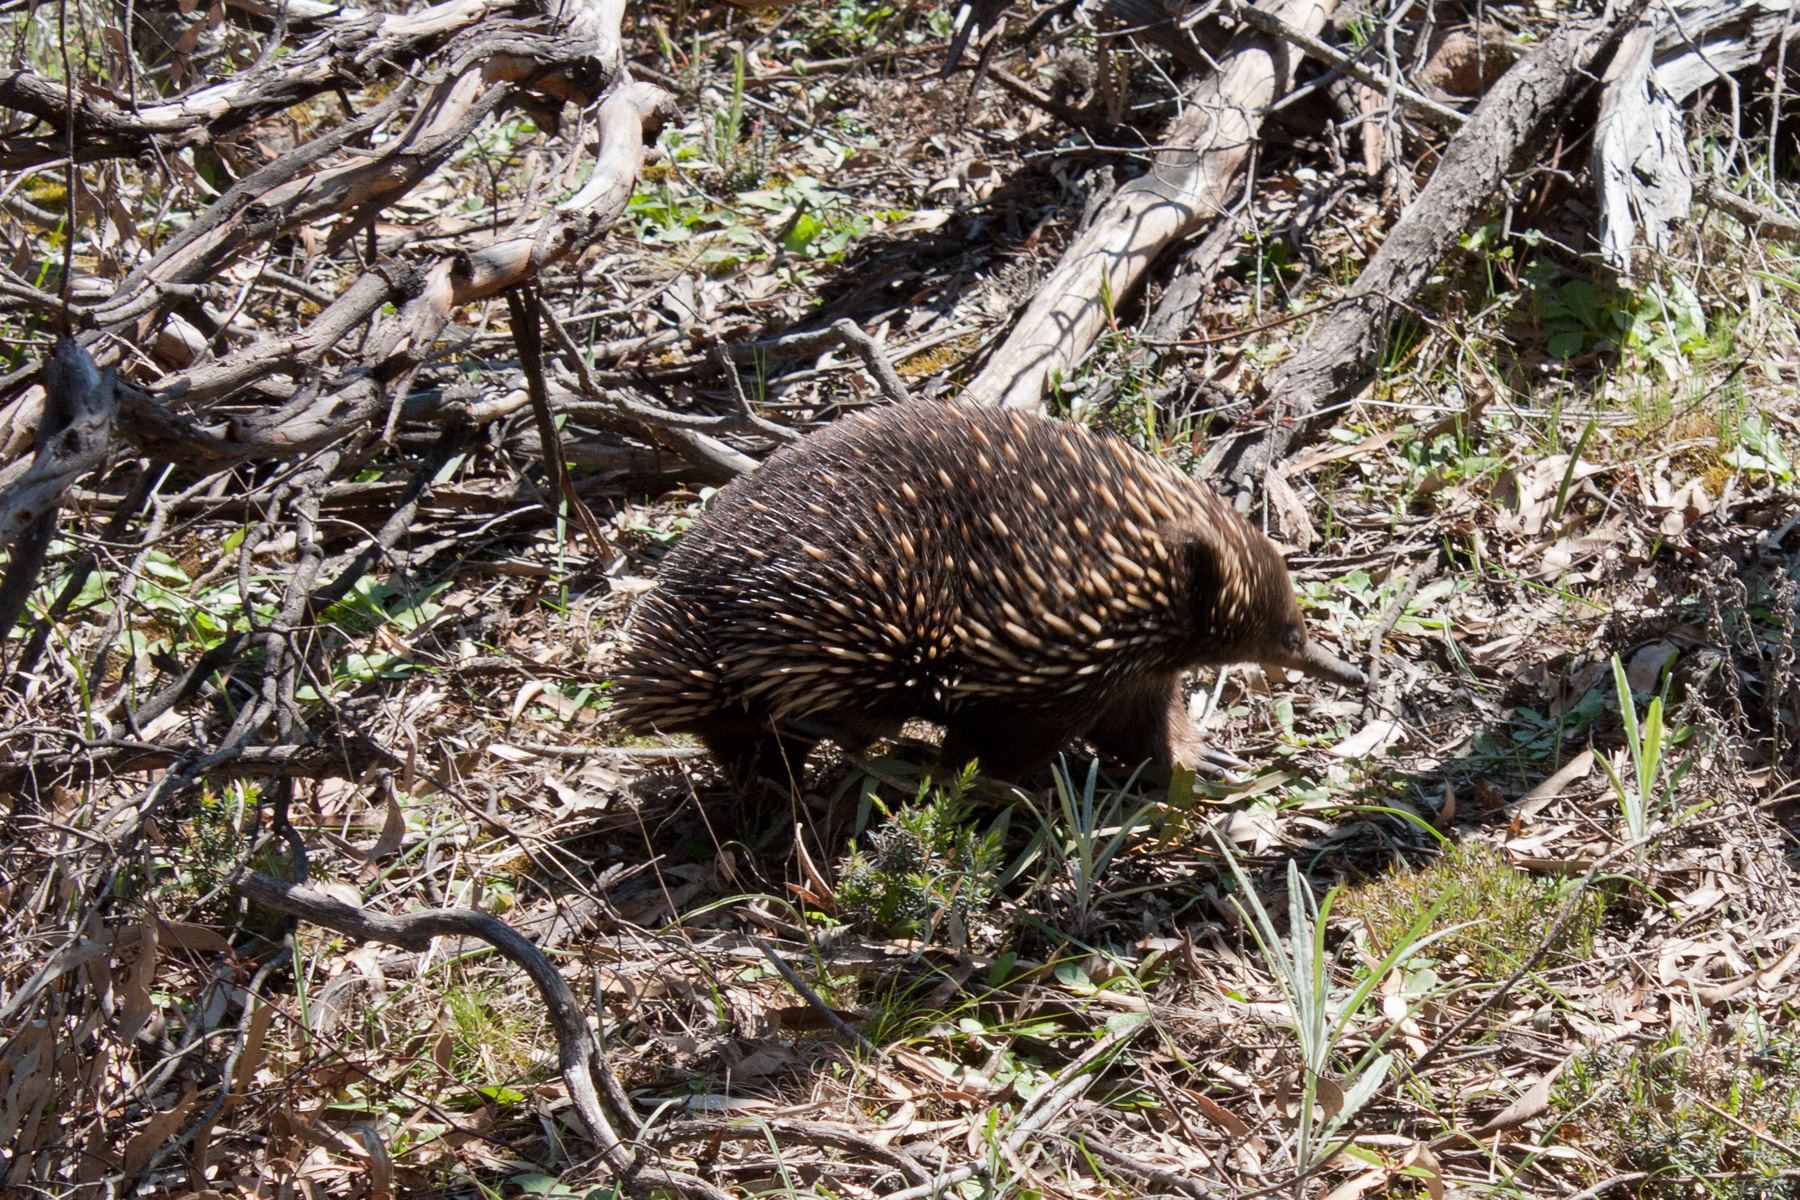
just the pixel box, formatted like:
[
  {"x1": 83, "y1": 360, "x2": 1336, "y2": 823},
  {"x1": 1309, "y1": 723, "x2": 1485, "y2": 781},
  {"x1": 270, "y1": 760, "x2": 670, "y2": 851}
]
[{"x1": 235, "y1": 872, "x2": 733, "y2": 1200}]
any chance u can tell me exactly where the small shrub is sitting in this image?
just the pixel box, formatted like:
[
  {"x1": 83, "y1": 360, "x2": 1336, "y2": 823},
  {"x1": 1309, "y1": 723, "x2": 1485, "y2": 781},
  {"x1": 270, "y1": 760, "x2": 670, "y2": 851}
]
[{"x1": 836, "y1": 764, "x2": 1002, "y2": 937}]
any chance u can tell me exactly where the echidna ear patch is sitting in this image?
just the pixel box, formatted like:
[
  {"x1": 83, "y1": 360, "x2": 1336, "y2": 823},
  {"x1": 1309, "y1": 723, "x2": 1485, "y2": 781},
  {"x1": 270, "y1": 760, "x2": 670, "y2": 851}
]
[{"x1": 1182, "y1": 536, "x2": 1224, "y2": 615}]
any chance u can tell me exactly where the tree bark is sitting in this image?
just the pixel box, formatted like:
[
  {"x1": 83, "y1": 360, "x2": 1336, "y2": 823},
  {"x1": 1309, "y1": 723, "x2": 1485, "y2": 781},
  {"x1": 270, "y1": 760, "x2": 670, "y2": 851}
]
[{"x1": 0, "y1": 338, "x2": 117, "y2": 553}]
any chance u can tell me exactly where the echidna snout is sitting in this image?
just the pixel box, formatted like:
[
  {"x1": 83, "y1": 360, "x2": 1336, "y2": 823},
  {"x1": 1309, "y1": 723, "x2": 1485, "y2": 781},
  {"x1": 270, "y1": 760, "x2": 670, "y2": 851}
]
[
  {"x1": 1263, "y1": 619, "x2": 1368, "y2": 688},
  {"x1": 611, "y1": 402, "x2": 1362, "y2": 791}
]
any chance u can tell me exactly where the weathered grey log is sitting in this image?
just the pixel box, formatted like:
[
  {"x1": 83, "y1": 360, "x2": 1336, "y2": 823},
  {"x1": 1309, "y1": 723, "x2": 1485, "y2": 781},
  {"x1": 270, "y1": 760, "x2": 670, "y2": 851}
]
[
  {"x1": 1202, "y1": 0, "x2": 1648, "y2": 501},
  {"x1": 1593, "y1": 22, "x2": 1689, "y2": 278},
  {"x1": 0, "y1": 338, "x2": 117, "y2": 552},
  {"x1": 958, "y1": 0, "x2": 1336, "y2": 410}
]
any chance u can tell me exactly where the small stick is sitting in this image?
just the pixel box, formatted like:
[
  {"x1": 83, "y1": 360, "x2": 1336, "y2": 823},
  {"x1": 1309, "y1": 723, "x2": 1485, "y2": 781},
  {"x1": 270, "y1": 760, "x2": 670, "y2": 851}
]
[
  {"x1": 1360, "y1": 555, "x2": 1441, "y2": 721},
  {"x1": 506, "y1": 285, "x2": 611, "y2": 554},
  {"x1": 831, "y1": 318, "x2": 913, "y2": 405},
  {"x1": 752, "y1": 936, "x2": 886, "y2": 1062},
  {"x1": 710, "y1": 344, "x2": 800, "y2": 441}
]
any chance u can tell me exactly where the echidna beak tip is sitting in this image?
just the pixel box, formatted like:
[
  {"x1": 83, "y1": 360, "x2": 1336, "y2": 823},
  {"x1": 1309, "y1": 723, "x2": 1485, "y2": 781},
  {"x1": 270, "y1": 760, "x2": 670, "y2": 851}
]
[{"x1": 1295, "y1": 641, "x2": 1368, "y2": 689}]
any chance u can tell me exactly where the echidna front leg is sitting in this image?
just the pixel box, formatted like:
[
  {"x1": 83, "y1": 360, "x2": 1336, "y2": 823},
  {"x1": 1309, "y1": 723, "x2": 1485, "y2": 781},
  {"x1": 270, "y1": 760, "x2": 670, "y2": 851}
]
[
  {"x1": 1087, "y1": 674, "x2": 1247, "y2": 781},
  {"x1": 938, "y1": 707, "x2": 1090, "y2": 782}
]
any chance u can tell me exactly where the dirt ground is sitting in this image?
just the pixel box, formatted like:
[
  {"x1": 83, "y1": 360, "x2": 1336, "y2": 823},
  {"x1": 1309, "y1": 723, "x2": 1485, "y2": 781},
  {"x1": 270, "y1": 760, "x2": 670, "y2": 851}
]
[{"x1": 7, "y1": 0, "x2": 1800, "y2": 1195}]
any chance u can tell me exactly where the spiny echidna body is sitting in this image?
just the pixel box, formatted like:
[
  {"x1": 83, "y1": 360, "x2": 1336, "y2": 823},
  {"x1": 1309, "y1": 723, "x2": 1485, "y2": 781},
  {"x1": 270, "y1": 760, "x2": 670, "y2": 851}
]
[{"x1": 611, "y1": 403, "x2": 1363, "y2": 786}]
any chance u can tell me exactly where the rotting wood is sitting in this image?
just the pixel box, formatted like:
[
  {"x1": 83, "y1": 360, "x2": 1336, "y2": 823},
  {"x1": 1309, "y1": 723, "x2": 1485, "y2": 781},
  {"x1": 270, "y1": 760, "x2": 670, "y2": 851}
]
[
  {"x1": 1201, "y1": 0, "x2": 1650, "y2": 503},
  {"x1": 1593, "y1": 20, "x2": 1688, "y2": 279},
  {"x1": 958, "y1": 0, "x2": 1336, "y2": 411},
  {"x1": 1593, "y1": 0, "x2": 1792, "y2": 273}
]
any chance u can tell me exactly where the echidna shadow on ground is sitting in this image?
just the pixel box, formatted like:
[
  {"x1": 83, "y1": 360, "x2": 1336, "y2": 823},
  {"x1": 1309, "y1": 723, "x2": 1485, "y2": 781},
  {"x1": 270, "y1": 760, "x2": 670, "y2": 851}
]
[{"x1": 610, "y1": 401, "x2": 1365, "y2": 803}]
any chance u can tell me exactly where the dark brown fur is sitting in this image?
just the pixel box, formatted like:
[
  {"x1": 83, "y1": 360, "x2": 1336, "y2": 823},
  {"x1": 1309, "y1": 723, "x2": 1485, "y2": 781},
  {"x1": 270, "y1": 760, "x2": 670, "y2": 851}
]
[{"x1": 611, "y1": 403, "x2": 1360, "y2": 787}]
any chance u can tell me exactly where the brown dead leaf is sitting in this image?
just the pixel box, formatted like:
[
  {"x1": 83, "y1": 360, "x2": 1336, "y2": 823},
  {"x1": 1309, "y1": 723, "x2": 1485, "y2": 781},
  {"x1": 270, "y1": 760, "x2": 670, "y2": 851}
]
[
  {"x1": 1187, "y1": 1087, "x2": 1261, "y2": 1168},
  {"x1": 123, "y1": 1085, "x2": 198, "y2": 1174},
  {"x1": 1473, "y1": 777, "x2": 1506, "y2": 811},
  {"x1": 727, "y1": 1042, "x2": 801, "y2": 1078},
  {"x1": 1625, "y1": 641, "x2": 1679, "y2": 693},
  {"x1": 1468, "y1": 1058, "x2": 1567, "y2": 1135},
  {"x1": 888, "y1": 1047, "x2": 995, "y2": 1098},
  {"x1": 350, "y1": 1123, "x2": 393, "y2": 1200},
  {"x1": 1515, "y1": 749, "x2": 1595, "y2": 818},
  {"x1": 1494, "y1": 455, "x2": 1607, "y2": 537},
  {"x1": 362, "y1": 787, "x2": 405, "y2": 864},
  {"x1": 1321, "y1": 1167, "x2": 1389, "y2": 1200},
  {"x1": 1315, "y1": 1074, "x2": 1344, "y2": 1121},
  {"x1": 1400, "y1": 1141, "x2": 1445, "y2": 1200},
  {"x1": 116, "y1": 923, "x2": 159, "y2": 1047},
  {"x1": 1434, "y1": 784, "x2": 1457, "y2": 829},
  {"x1": 1265, "y1": 471, "x2": 1317, "y2": 550},
  {"x1": 0, "y1": 1020, "x2": 54, "y2": 1147},
  {"x1": 233, "y1": 1001, "x2": 275, "y2": 1098},
  {"x1": 1694, "y1": 936, "x2": 1800, "y2": 1005},
  {"x1": 486, "y1": 742, "x2": 540, "y2": 763}
]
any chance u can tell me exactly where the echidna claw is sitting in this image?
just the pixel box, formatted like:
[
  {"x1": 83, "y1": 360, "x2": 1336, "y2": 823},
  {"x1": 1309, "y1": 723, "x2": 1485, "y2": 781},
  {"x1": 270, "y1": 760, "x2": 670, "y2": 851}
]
[{"x1": 1190, "y1": 743, "x2": 1250, "y2": 784}]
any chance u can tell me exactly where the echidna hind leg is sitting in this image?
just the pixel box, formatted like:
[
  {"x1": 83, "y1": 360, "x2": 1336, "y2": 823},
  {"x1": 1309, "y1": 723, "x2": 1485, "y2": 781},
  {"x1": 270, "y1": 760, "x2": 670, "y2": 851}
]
[
  {"x1": 1088, "y1": 675, "x2": 1247, "y2": 781},
  {"x1": 691, "y1": 717, "x2": 815, "y2": 793}
]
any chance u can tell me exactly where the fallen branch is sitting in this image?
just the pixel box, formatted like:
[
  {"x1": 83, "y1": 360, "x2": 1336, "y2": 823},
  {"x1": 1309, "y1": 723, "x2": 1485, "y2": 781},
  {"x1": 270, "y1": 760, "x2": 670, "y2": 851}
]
[
  {"x1": 1694, "y1": 175, "x2": 1800, "y2": 241},
  {"x1": 235, "y1": 872, "x2": 733, "y2": 1200},
  {"x1": 959, "y1": 0, "x2": 1335, "y2": 410},
  {"x1": 1202, "y1": 0, "x2": 1648, "y2": 498}
]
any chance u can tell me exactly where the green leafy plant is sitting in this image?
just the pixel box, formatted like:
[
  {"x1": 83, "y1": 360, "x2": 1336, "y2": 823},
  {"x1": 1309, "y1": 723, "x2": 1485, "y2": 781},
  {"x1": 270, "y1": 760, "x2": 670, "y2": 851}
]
[
  {"x1": 1724, "y1": 413, "x2": 1794, "y2": 482},
  {"x1": 701, "y1": 49, "x2": 770, "y2": 192},
  {"x1": 836, "y1": 763, "x2": 1003, "y2": 937},
  {"x1": 1213, "y1": 833, "x2": 1465, "y2": 1188},
  {"x1": 738, "y1": 177, "x2": 870, "y2": 261},
  {"x1": 1599, "y1": 653, "x2": 1698, "y2": 857}
]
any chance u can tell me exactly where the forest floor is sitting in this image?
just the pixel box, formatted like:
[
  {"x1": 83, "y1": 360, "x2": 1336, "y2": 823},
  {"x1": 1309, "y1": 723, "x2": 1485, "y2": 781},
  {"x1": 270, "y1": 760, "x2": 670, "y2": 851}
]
[{"x1": 7, "y1": 0, "x2": 1800, "y2": 1196}]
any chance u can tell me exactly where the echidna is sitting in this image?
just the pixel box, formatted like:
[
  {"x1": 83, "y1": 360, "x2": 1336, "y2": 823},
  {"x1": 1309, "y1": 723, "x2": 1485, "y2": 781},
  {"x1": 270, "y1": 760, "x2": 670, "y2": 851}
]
[{"x1": 611, "y1": 403, "x2": 1363, "y2": 786}]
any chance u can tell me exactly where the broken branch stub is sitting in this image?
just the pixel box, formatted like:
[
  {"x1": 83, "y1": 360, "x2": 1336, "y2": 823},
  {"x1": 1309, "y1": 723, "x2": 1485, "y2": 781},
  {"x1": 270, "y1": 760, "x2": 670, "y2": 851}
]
[
  {"x1": 1592, "y1": 0, "x2": 1791, "y2": 275},
  {"x1": 0, "y1": 338, "x2": 117, "y2": 552},
  {"x1": 1203, "y1": 0, "x2": 1650, "y2": 500},
  {"x1": 957, "y1": 0, "x2": 1335, "y2": 412}
]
